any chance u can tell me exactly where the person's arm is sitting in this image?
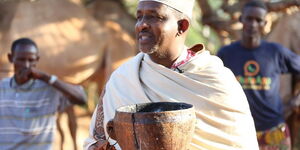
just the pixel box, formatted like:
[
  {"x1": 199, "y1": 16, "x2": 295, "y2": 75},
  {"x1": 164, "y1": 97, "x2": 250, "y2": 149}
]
[
  {"x1": 293, "y1": 74, "x2": 300, "y2": 95},
  {"x1": 277, "y1": 44, "x2": 300, "y2": 74},
  {"x1": 288, "y1": 74, "x2": 300, "y2": 111},
  {"x1": 278, "y1": 44, "x2": 300, "y2": 117},
  {"x1": 29, "y1": 67, "x2": 86, "y2": 105},
  {"x1": 283, "y1": 91, "x2": 300, "y2": 118}
]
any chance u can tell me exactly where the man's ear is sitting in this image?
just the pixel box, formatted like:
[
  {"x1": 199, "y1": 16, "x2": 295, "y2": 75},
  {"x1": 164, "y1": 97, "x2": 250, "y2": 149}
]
[
  {"x1": 263, "y1": 19, "x2": 267, "y2": 26},
  {"x1": 178, "y1": 19, "x2": 189, "y2": 34},
  {"x1": 7, "y1": 53, "x2": 13, "y2": 63}
]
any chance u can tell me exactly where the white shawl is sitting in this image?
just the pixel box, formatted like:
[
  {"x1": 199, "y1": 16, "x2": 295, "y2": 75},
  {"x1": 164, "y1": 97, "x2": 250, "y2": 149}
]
[{"x1": 85, "y1": 50, "x2": 259, "y2": 150}]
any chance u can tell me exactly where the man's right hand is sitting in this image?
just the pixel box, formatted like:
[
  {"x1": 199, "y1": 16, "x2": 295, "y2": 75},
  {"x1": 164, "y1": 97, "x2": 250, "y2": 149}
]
[
  {"x1": 15, "y1": 68, "x2": 32, "y2": 83},
  {"x1": 17, "y1": 67, "x2": 48, "y2": 82}
]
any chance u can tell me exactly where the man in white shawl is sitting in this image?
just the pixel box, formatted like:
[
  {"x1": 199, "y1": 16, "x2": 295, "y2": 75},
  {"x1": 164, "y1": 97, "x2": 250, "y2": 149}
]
[{"x1": 84, "y1": 0, "x2": 259, "y2": 149}]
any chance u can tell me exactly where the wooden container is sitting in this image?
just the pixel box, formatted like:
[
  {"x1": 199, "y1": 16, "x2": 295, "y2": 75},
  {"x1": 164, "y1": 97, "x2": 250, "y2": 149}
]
[{"x1": 107, "y1": 102, "x2": 196, "y2": 150}]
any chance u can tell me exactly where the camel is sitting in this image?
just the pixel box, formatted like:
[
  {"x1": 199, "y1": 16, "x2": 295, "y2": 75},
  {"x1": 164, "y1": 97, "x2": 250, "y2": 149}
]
[
  {"x1": 0, "y1": 0, "x2": 136, "y2": 149},
  {"x1": 267, "y1": 11, "x2": 300, "y2": 148}
]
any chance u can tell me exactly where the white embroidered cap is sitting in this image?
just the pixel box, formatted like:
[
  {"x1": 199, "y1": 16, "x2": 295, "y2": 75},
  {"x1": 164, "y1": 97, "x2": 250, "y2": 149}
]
[{"x1": 139, "y1": 0, "x2": 195, "y2": 19}]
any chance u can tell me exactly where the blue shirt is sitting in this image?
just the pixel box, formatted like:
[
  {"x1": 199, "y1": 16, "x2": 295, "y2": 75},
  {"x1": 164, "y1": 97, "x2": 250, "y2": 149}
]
[{"x1": 217, "y1": 40, "x2": 300, "y2": 131}]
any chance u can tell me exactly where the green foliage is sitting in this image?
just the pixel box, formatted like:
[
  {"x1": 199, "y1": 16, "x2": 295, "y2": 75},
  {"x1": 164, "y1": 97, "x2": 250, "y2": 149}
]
[
  {"x1": 123, "y1": 0, "x2": 138, "y2": 17},
  {"x1": 208, "y1": 0, "x2": 223, "y2": 10},
  {"x1": 185, "y1": 23, "x2": 205, "y2": 47},
  {"x1": 187, "y1": 1, "x2": 221, "y2": 54}
]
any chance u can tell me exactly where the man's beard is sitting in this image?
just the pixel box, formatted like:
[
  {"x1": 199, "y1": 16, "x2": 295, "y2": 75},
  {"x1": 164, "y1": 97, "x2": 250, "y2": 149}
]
[{"x1": 140, "y1": 44, "x2": 167, "y2": 59}]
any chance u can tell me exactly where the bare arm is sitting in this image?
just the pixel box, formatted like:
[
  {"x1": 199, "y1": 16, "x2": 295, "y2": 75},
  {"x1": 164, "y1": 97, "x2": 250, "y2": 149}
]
[
  {"x1": 283, "y1": 74, "x2": 300, "y2": 119},
  {"x1": 292, "y1": 74, "x2": 300, "y2": 96},
  {"x1": 29, "y1": 68, "x2": 86, "y2": 105}
]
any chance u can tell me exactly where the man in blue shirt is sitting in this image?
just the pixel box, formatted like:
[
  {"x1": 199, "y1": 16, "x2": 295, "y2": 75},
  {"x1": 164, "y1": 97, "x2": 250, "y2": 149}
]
[{"x1": 217, "y1": 1, "x2": 300, "y2": 149}]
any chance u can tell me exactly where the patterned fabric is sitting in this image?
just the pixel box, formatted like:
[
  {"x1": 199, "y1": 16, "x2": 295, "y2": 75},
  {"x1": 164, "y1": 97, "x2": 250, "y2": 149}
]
[
  {"x1": 257, "y1": 123, "x2": 291, "y2": 150},
  {"x1": 94, "y1": 89, "x2": 106, "y2": 141},
  {"x1": 171, "y1": 49, "x2": 195, "y2": 70},
  {"x1": 0, "y1": 77, "x2": 81, "y2": 150}
]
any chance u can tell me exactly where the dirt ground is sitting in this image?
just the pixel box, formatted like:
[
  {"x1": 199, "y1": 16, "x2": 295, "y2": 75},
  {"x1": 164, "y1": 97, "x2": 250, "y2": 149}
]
[{"x1": 54, "y1": 106, "x2": 92, "y2": 150}]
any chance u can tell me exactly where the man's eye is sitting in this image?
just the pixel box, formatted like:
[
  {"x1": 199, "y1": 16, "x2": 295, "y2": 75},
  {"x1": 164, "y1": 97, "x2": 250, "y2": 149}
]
[
  {"x1": 146, "y1": 15, "x2": 155, "y2": 19},
  {"x1": 153, "y1": 15, "x2": 163, "y2": 19},
  {"x1": 257, "y1": 19, "x2": 263, "y2": 23},
  {"x1": 17, "y1": 58, "x2": 25, "y2": 61},
  {"x1": 157, "y1": 16, "x2": 165, "y2": 21}
]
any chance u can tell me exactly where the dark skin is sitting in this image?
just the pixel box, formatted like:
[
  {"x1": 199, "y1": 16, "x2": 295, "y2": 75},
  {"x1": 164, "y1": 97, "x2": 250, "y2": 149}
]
[
  {"x1": 135, "y1": 1, "x2": 189, "y2": 68},
  {"x1": 8, "y1": 43, "x2": 86, "y2": 105},
  {"x1": 240, "y1": 6, "x2": 300, "y2": 117},
  {"x1": 89, "y1": 1, "x2": 190, "y2": 149},
  {"x1": 240, "y1": 6, "x2": 267, "y2": 49}
]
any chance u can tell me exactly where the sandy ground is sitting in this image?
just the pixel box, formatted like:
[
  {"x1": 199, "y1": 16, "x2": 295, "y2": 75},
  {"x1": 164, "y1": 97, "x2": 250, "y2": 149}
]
[{"x1": 53, "y1": 106, "x2": 91, "y2": 150}]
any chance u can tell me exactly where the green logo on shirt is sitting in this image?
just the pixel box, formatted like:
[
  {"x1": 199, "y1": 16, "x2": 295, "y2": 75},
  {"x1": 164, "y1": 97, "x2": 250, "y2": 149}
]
[{"x1": 236, "y1": 60, "x2": 272, "y2": 90}]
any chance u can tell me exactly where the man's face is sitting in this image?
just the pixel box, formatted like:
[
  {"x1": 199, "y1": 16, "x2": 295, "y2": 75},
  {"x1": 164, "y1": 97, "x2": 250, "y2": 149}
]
[
  {"x1": 240, "y1": 6, "x2": 267, "y2": 38},
  {"x1": 8, "y1": 44, "x2": 39, "y2": 81},
  {"x1": 135, "y1": 1, "x2": 179, "y2": 58}
]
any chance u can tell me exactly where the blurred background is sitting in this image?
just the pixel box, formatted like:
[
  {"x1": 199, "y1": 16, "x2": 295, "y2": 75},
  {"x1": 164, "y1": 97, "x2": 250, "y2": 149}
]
[{"x1": 0, "y1": 0, "x2": 299, "y2": 150}]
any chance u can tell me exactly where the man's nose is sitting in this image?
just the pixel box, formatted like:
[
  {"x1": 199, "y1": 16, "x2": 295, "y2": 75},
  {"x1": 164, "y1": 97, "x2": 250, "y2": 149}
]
[
  {"x1": 136, "y1": 17, "x2": 150, "y2": 31},
  {"x1": 249, "y1": 19, "x2": 258, "y2": 27},
  {"x1": 24, "y1": 61, "x2": 31, "y2": 68}
]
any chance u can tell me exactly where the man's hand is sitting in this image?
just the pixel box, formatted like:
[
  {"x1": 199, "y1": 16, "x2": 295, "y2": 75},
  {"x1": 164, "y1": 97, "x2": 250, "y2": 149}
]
[
  {"x1": 26, "y1": 67, "x2": 87, "y2": 105},
  {"x1": 290, "y1": 93, "x2": 300, "y2": 109},
  {"x1": 284, "y1": 93, "x2": 300, "y2": 119},
  {"x1": 16, "y1": 68, "x2": 32, "y2": 82},
  {"x1": 28, "y1": 67, "x2": 50, "y2": 82},
  {"x1": 14, "y1": 67, "x2": 50, "y2": 85}
]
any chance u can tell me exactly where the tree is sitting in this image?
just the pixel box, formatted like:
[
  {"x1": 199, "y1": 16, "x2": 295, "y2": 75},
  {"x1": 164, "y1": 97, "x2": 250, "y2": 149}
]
[{"x1": 197, "y1": 0, "x2": 300, "y2": 46}]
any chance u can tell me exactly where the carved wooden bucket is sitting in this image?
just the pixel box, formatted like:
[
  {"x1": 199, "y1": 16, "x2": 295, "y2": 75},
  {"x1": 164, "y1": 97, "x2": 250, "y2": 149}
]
[{"x1": 106, "y1": 102, "x2": 196, "y2": 150}]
